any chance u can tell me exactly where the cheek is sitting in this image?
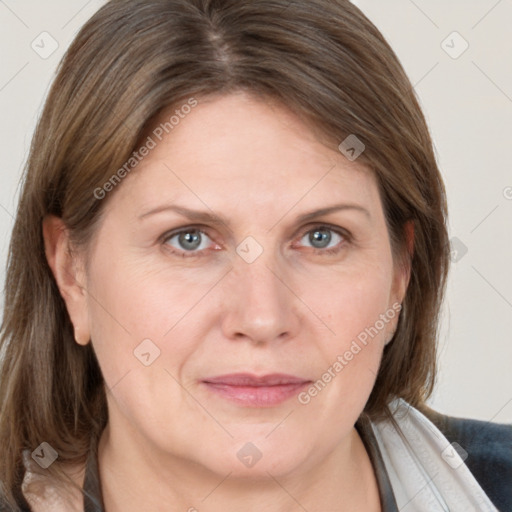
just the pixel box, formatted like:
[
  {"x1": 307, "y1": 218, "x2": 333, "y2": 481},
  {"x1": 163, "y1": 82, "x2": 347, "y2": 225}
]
[
  {"x1": 300, "y1": 263, "x2": 394, "y2": 411},
  {"x1": 84, "y1": 244, "x2": 232, "y2": 392},
  {"x1": 312, "y1": 259, "x2": 394, "y2": 345},
  {"x1": 84, "y1": 256, "x2": 210, "y2": 438}
]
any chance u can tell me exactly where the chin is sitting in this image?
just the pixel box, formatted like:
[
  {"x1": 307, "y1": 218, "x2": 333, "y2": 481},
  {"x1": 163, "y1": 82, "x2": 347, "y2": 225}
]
[{"x1": 191, "y1": 434, "x2": 313, "y2": 480}]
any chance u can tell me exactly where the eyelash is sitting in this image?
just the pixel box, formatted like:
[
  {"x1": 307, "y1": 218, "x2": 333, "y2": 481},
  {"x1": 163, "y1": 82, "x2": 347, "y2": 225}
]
[
  {"x1": 161, "y1": 224, "x2": 351, "y2": 258},
  {"x1": 300, "y1": 225, "x2": 351, "y2": 256}
]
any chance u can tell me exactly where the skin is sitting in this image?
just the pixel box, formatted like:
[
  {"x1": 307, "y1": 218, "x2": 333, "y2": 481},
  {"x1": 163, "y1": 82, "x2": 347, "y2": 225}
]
[{"x1": 44, "y1": 92, "x2": 411, "y2": 512}]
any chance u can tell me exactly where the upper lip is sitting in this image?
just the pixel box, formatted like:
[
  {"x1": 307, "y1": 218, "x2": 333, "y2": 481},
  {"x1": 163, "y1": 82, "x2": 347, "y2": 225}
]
[{"x1": 202, "y1": 373, "x2": 310, "y2": 386}]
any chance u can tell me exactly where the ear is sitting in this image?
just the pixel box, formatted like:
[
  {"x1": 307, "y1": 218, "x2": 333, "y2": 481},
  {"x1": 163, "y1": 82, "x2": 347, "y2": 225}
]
[
  {"x1": 42, "y1": 215, "x2": 90, "y2": 346},
  {"x1": 392, "y1": 220, "x2": 414, "y2": 303}
]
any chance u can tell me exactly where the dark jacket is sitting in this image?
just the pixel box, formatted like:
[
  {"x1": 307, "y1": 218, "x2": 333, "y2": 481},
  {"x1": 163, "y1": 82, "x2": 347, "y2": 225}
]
[
  {"x1": 2, "y1": 408, "x2": 511, "y2": 511},
  {"x1": 421, "y1": 406, "x2": 512, "y2": 512}
]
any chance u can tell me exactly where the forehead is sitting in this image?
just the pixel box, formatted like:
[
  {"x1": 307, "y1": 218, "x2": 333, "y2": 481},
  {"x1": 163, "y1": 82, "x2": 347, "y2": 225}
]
[{"x1": 106, "y1": 92, "x2": 380, "y2": 220}]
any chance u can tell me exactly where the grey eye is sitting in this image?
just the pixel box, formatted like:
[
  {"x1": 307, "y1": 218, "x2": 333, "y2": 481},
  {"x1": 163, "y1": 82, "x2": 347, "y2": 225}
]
[
  {"x1": 309, "y1": 228, "x2": 332, "y2": 248},
  {"x1": 300, "y1": 227, "x2": 343, "y2": 250},
  {"x1": 166, "y1": 229, "x2": 212, "y2": 252}
]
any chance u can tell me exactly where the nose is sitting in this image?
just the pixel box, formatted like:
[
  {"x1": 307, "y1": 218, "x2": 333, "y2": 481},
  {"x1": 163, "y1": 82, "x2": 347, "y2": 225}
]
[{"x1": 220, "y1": 252, "x2": 302, "y2": 345}]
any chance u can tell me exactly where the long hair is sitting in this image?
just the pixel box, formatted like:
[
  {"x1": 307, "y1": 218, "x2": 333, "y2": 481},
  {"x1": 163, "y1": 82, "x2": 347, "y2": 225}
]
[{"x1": 0, "y1": 0, "x2": 449, "y2": 507}]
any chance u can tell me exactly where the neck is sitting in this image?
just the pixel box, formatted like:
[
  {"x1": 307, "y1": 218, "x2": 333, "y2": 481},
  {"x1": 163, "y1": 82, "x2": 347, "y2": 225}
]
[{"x1": 97, "y1": 419, "x2": 381, "y2": 512}]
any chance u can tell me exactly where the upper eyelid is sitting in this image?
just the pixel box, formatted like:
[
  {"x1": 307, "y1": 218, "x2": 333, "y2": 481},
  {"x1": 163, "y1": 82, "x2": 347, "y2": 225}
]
[
  {"x1": 161, "y1": 224, "x2": 215, "y2": 241},
  {"x1": 297, "y1": 223, "x2": 348, "y2": 236},
  {"x1": 294, "y1": 223, "x2": 351, "y2": 245}
]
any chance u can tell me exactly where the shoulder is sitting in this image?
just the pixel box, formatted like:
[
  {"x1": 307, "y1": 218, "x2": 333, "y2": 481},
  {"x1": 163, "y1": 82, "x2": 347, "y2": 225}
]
[
  {"x1": 420, "y1": 405, "x2": 512, "y2": 512},
  {"x1": 0, "y1": 457, "x2": 87, "y2": 512},
  {"x1": 0, "y1": 495, "x2": 31, "y2": 511}
]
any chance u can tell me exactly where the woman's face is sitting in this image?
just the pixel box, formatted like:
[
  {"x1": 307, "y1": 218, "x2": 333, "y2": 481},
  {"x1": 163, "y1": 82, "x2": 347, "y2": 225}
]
[{"x1": 79, "y1": 92, "x2": 408, "y2": 478}]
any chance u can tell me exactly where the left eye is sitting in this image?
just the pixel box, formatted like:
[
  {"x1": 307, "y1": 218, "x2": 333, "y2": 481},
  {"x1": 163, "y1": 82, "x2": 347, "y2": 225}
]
[
  {"x1": 299, "y1": 227, "x2": 344, "y2": 250},
  {"x1": 164, "y1": 229, "x2": 214, "y2": 252}
]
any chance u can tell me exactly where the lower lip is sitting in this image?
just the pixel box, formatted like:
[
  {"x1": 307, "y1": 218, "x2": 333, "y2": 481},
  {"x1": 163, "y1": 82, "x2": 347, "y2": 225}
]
[{"x1": 202, "y1": 382, "x2": 310, "y2": 407}]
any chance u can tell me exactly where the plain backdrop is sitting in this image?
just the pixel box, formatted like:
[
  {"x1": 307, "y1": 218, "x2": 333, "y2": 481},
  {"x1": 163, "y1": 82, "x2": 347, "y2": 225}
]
[{"x1": 1, "y1": 0, "x2": 511, "y2": 422}]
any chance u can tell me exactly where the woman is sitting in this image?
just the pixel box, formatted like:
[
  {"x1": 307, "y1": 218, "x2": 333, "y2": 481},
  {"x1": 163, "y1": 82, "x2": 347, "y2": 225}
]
[{"x1": 0, "y1": 0, "x2": 510, "y2": 511}]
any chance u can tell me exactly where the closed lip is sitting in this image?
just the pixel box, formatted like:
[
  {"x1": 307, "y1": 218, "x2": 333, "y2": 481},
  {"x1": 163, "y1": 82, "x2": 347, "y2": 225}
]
[{"x1": 202, "y1": 373, "x2": 311, "y2": 386}]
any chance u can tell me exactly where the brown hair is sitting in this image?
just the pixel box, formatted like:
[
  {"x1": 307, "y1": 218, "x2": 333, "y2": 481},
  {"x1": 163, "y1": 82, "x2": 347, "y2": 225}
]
[{"x1": 0, "y1": 0, "x2": 449, "y2": 507}]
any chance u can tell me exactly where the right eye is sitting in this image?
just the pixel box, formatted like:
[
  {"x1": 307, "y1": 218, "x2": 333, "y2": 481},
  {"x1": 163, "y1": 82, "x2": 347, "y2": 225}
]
[{"x1": 162, "y1": 227, "x2": 219, "y2": 257}]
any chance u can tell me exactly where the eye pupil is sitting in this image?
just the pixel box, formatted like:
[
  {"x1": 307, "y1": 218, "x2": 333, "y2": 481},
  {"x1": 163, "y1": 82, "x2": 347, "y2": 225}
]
[
  {"x1": 178, "y1": 230, "x2": 202, "y2": 250},
  {"x1": 309, "y1": 228, "x2": 331, "y2": 248}
]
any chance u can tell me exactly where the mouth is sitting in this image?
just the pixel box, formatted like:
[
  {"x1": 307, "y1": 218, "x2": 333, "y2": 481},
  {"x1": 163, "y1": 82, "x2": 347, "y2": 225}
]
[{"x1": 201, "y1": 373, "x2": 312, "y2": 407}]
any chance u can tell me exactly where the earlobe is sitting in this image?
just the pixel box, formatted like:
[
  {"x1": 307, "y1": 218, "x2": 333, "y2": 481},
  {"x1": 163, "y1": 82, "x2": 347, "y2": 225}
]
[
  {"x1": 42, "y1": 215, "x2": 91, "y2": 346},
  {"x1": 390, "y1": 220, "x2": 414, "y2": 316}
]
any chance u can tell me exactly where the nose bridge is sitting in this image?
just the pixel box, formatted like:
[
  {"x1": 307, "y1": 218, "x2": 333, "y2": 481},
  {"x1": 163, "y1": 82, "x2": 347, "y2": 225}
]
[
  {"x1": 239, "y1": 254, "x2": 283, "y2": 303},
  {"x1": 234, "y1": 234, "x2": 284, "y2": 296}
]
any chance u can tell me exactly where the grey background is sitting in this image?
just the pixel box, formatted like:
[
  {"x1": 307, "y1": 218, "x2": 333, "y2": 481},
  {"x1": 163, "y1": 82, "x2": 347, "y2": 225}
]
[{"x1": 1, "y1": 0, "x2": 511, "y2": 422}]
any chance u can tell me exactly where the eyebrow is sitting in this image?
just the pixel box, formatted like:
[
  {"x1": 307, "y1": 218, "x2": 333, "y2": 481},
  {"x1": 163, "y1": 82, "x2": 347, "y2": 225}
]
[
  {"x1": 294, "y1": 203, "x2": 371, "y2": 223},
  {"x1": 138, "y1": 202, "x2": 371, "y2": 227},
  {"x1": 138, "y1": 204, "x2": 229, "y2": 226}
]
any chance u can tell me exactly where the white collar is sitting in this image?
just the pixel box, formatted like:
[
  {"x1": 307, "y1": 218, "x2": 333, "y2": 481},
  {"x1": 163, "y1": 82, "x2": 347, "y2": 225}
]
[{"x1": 370, "y1": 399, "x2": 498, "y2": 511}]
